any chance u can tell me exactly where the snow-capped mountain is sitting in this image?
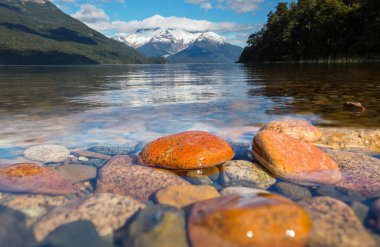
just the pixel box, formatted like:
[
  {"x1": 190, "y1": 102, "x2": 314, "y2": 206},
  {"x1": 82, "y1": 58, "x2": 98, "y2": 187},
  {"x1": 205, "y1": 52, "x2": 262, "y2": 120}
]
[{"x1": 112, "y1": 28, "x2": 242, "y2": 63}]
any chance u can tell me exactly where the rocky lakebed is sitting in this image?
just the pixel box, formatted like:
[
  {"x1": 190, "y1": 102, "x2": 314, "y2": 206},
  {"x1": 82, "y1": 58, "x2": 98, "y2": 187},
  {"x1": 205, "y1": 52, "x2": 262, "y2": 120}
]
[{"x1": 0, "y1": 119, "x2": 380, "y2": 247}]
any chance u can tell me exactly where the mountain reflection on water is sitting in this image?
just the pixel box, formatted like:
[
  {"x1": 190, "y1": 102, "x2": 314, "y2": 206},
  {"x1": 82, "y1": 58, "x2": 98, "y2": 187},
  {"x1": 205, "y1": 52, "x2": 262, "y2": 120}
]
[{"x1": 0, "y1": 63, "x2": 379, "y2": 152}]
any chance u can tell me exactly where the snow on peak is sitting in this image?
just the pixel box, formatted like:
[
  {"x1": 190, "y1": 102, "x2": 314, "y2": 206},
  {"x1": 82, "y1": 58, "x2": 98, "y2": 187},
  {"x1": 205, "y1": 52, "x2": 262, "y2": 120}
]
[{"x1": 113, "y1": 29, "x2": 226, "y2": 49}]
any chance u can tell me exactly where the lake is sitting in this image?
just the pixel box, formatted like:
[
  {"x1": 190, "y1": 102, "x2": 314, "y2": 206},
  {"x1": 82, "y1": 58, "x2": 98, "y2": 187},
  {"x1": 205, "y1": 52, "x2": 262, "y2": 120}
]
[
  {"x1": 0, "y1": 63, "x2": 379, "y2": 246},
  {"x1": 0, "y1": 63, "x2": 379, "y2": 153}
]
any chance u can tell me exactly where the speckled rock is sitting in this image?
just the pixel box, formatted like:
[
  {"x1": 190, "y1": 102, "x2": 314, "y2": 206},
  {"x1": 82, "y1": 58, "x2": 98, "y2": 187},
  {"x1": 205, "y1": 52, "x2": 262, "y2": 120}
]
[
  {"x1": 24, "y1": 145, "x2": 70, "y2": 162},
  {"x1": 155, "y1": 185, "x2": 220, "y2": 208},
  {"x1": 33, "y1": 193, "x2": 145, "y2": 241},
  {"x1": 96, "y1": 156, "x2": 189, "y2": 201},
  {"x1": 72, "y1": 150, "x2": 111, "y2": 160},
  {"x1": 350, "y1": 201, "x2": 369, "y2": 223},
  {"x1": 39, "y1": 220, "x2": 111, "y2": 247},
  {"x1": 139, "y1": 131, "x2": 234, "y2": 169},
  {"x1": 299, "y1": 196, "x2": 375, "y2": 247},
  {"x1": 253, "y1": 130, "x2": 342, "y2": 185},
  {"x1": 316, "y1": 184, "x2": 365, "y2": 202},
  {"x1": 319, "y1": 128, "x2": 380, "y2": 153},
  {"x1": 88, "y1": 145, "x2": 135, "y2": 156},
  {"x1": 260, "y1": 119, "x2": 321, "y2": 142},
  {"x1": 274, "y1": 182, "x2": 312, "y2": 201},
  {"x1": 117, "y1": 205, "x2": 188, "y2": 247},
  {"x1": 56, "y1": 164, "x2": 97, "y2": 183},
  {"x1": 325, "y1": 149, "x2": 380, "y2": 197},
  {"x1": 0, "y1": 206, "x2": 36, "y2": 247},
  {"x1": 0, "y1": 163, "x2": 73, "y2": 195},
  {"x1": 220, "y1": 186, "x2": 269, "y2": 196},
  {"x1": 220, "y1": 160, "x2": 275, "y2": 189},
  {"x1": 189, "y1": 193, "x2": 312, "y2": 247}
]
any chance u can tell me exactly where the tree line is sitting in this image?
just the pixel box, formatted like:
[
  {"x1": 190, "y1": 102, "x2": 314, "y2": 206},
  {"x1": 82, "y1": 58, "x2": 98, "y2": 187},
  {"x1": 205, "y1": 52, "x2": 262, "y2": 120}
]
[{"x1": 239, "y1": 0, "x2": 380, "y2": 62}]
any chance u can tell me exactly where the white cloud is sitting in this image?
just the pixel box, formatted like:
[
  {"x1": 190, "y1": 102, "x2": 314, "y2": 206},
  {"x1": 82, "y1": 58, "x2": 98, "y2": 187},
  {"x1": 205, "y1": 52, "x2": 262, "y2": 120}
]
[
  {"x1": 186, "y1": 0, "x2": 264, "y2": 13},
  {"x1": 71, "y1": 4, "x2": 110, "y2": 23}
]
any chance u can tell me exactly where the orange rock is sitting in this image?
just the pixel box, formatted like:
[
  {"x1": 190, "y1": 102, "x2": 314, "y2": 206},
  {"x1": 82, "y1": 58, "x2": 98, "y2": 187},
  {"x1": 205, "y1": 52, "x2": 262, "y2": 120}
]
[
  {"x1": 252, "y1": 130, "x2": 342, "y2": 185},
  {"x1": 259, "y1": 119, "x2": 321, "y2": 142},
  {"x1": 188, "y1": 193, "x2": 312, "y2": 247},
  {"x1": 139, "y1": 131, "x2": 234, "y2": 169},
  {"x1": 0, "y1": 163, "x2": 73, "y2": 195}
]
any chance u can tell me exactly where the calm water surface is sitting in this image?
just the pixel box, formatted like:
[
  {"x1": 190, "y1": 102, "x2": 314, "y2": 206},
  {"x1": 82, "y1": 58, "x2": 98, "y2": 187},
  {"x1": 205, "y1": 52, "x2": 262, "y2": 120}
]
[{"x1": 0, "y1": 63, "x2": 379, "y2": 158}]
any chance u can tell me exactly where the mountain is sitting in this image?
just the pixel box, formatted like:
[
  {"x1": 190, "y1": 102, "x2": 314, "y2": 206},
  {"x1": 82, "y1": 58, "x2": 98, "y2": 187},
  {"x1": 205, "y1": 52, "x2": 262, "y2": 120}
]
[
  {"x1": 113, "y1": 28, "x2": 243, "y2": 63},
  {"x1": 0, "y1": 0, "x2": 160, "y2": 65}
]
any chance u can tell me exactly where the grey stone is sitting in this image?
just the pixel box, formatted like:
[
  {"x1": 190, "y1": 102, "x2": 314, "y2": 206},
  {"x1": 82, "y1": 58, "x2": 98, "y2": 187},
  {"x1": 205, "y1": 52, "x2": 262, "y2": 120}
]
[
  {"x1": 88, "y1": 145, "x2": 134, "y2": 156},
  {"x1": 274, "y1": 182, "x2": 312, "y2": 201},
  {"x1": 24, "y1": 145, "x2": 70, "y2": 162},
  {"x1": 56, "y1": 164, "x2": 97, "y2": 183}
]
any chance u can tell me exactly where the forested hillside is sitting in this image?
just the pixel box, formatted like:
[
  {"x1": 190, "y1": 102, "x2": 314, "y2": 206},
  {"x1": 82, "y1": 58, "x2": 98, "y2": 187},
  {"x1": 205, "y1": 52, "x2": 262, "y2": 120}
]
[{"x1": 239, "y1": 0, "x2": 380, "y2": 63}]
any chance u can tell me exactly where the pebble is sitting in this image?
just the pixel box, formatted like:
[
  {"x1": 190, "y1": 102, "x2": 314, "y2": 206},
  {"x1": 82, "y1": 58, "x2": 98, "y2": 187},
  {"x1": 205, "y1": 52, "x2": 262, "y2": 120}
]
[
  {"x1": 325, "y1": 149, "x2": 380, "y2": 197},
  {"x1": 188, "y1": 193, "x2": 312, "y2": 247},
  {"x1": 117, "y1": 204, "x2": 188, "y2": 247},
  {"x1": 299, "y1": 196, "x2": 375, "y2": 247},
  {"x1": 252, "y1": 130, "x2": 342, "y2": 185},
  {"x1": 88, "y1": 145, "x2": 134, "y2": 156},
  {"x1": 155, "y1": 185, "x2": 220, "y2": 208},
  {"x1": 96, "y1": 155, "x2": 189, "y2": 201},
  {"x1": 72, "y1": 150, "x2": 111, "y2": 160},
  {"x1": 139, "y1": 131, "x2": 234, "y2": 169},
  {"x1": 316, "y1": 184, "x2": 365, "y2": 202},
  {"x1": 220, "y1": 186, "x2": 269, "y2": 196},
  {"x1": 33, "y1": 193, "x2": 145, "y2": 241},
  {"x1": 350, "y1": 201, "x2": 369, "y2": 223},
  {"x1": 24, "y1": 145, "x2": 70, "y2": 162},
  {"x1": 56, "y1": 164, "x2": 97, "y2": 183},
  {"x1": 274, "y1": 182, "x2": 312, "y2": 200},
  {"x1": 0, "y1": 163, "x2": 73, "y2": 195},
  {"x1": 220, "y1": 160, "x2": 276, "y2": 189},
  {"x1": 259, "y1": 119, "x2": 321, "y2": 142},
  {"x1": 0, "y1": 206, "x2": 36, "y2": 247},
  {"x1": 38, "y1": 220, "x2": 111, "y2": 247}
]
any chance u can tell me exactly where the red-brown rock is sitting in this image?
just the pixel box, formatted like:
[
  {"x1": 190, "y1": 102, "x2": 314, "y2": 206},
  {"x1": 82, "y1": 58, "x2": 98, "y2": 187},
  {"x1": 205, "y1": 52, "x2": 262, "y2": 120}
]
[
  {"x1": 139, "y1": 131, "x2": 234, "y2": 169},
  {"x1": 252, "y1": 130, "x2": 342, "y2": 185},
  {"x1": 188, "y1": 193, "x2": 312, "y2": 247},
  {"x1": 343, "y1": 102, "x2": 366, "y2": 112},
  {"x1": 260, "y1": 119, "x2": 321, "y2": 142},
  {"x1": 0, "y1": 163, "x2": 73, "y2": 195}
]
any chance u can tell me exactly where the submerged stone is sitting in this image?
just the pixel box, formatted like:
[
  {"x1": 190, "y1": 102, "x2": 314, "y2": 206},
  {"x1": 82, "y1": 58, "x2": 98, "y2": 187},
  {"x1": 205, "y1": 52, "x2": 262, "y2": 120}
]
[
  {"x1": 139, "y1": 131, "x2": 234, "y2": 169},
  {"x1": 260, "y1": 119, "x2": 321, "y2": 142},
  {"x1": 117, "y1": 204, "x2": 188, "y2": 247},
  {"x1": 56, "y1": 164, "x2": 97, "y2": 183},
  {"x1": 252, "y1": 130, "x2": 342, "y2": 185},
  {"x1": 33, "y1": 193, "x2": 145, "y2": 241},
  {"x1": 316, "y1": 184, "x2": 365, "y2": 202},
  {"x1": 220, "y1": 160, "x2": 276, "y2": 189},
  {"x1": 325, "y1": 149, "x2": 380, "y2": 198},
  {"x1": 88, "y1": 145, "x2": 135, "y2": 156},
  {"x1": 0, "y1": 163, "x2": 73, "y2": 195},
  {"x1": 96, "y1": 155, "x2": 189, "y2": 201},
  {"x1": 220, "y1": 186, "x2": 269, "y2": 196},
  {"x1": 155, "y1": 185, "x2": 220, "y2": 208},
  {"x1": 300, "y1": 196, "x2": 375, "y2": 247},
  {"x1": 274, "y1": 182, "x2": 312, "y2": 201},
  {"x1": 188, "y1": 193, "x2": 312, "y2": 247},
  {"x1": 24, "y1": 145, "x2": 70, "y2": 162}
]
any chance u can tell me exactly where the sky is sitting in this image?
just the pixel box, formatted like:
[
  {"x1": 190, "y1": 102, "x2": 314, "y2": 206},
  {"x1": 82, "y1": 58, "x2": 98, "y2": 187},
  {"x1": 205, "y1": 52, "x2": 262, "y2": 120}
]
[{"x1": 52, "y1": 0, "x2": 289, "y2": 47}]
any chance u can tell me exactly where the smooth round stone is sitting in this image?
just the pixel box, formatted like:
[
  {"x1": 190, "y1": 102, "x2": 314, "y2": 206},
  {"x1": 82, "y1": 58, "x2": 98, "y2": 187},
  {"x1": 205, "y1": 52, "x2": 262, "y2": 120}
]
[
  {"x1": 155, "y1": 185, "x2": 220, "y2": 208},
  {"x1": 220, "y1": 186, "x2": 269, "y2": 196},
  {"x1": 117, "y1": 205, "x2": 188, "y2": 247},
  {"x1": 0, "y1": 163, "x2": 73, "y2": 195},
  {"x1": 325, "y1": 149, "x2": 380, "y2": 198},
  {"x1": 88, "y1": 145, "x2": 135, "y2": 156},
  {"x1": 220, "y1": 160, "x2": 276, "y2": 189},
  {"x1": 39, "y1": 220, "x2": 111, "y2": 247},
  {"x1": 260, "y1": 119, "x2": 321, "y2": 142},
  {"x1": 24, "y1": 145, "x2": 70, "y2": 162},
  {"x1": 72, "y1": 150, "x2": 111, "y2": 160},
  {"x1": 139, "y1": 131, "x2": 234, "y2": 169},
  {"x1": 350, "y1": 201, "x2": 369, "y2": 224},
  {"x1": 299, "y1": 197, "x2": 375, "y2": 247},
  {"x1": 184, "y1": 166, "x2": 220, "y2": 185},
  {"x1": 275, "y1": 182, "x2": 312, "y2": 201},
  {"x1": 96, "y1": 155, "x2": 189, "y2": 201},
  {"x1": 188, "y1": 193, "x2": 312, "y2": 247},
  {"x1": 252, "y1": 130, "x2": 342, "y2": 185},
  {"x1": 319, "y1": 128, "x2": 380, "y2": 153},
  {"x1": 316, "y1": 184, "x2": 365, "y2": 202},
  {"x1": 56, "y1": 164, "x2": 97, "y2": 183},
  {"x1": 33, "y1": 193, "x2": 145, "y2": 241},
  {"x1": 0, "y1": 206, "x2": 36, "y2": 247}
]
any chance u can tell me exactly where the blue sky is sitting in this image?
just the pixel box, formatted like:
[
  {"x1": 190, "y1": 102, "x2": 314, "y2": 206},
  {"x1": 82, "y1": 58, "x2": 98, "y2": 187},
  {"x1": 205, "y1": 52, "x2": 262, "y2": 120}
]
[{"x1": 52, "y1": 0, "x2": 289, "y2": 46}]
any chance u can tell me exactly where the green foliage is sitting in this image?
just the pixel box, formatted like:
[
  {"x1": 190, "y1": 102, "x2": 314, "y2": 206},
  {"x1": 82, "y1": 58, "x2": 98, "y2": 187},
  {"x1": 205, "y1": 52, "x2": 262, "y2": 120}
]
[
  {"x1": 239, "y1": 0, "x2": 380, "y2": 62},
  {"x1": 0, "y1": 0, "x2": 163, "y2": 65}
]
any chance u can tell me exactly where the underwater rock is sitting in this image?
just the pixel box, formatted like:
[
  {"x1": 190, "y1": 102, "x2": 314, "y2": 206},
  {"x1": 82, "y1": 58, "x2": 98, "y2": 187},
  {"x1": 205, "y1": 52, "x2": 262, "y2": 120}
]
[
  {"x1": 56, "y1": 164, "x2": 97, "y2": 183},
  {"x1": 88, "y1": 145, "x2": 135, "y2": 156},
  {"x1": 274, "y1": 182, "x2": 312, "y2": 201},
  {"x1": 343, "y1": 101, "x2": 366, "y2": 112},
  {"x1": 24, "y1": 145, "x2": 70, "y2": 162},
  {"x1": 219, "y1": 186, "x2": 269, "y2": 196}
]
